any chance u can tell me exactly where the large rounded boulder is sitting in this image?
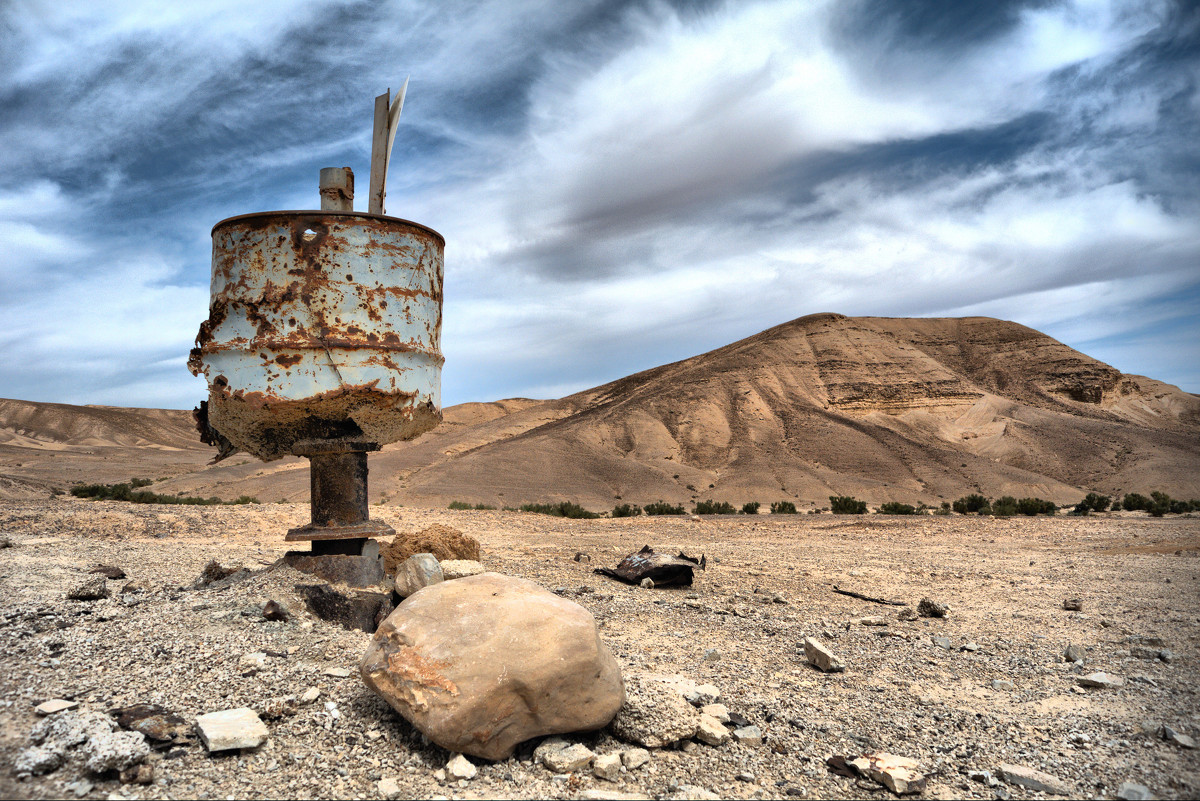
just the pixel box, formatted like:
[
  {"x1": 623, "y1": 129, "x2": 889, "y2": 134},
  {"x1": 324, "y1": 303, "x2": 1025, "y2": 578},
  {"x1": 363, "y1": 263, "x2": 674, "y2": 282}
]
[{"x1": 360, "y1": 572, "x2": 624, "y2": 760}]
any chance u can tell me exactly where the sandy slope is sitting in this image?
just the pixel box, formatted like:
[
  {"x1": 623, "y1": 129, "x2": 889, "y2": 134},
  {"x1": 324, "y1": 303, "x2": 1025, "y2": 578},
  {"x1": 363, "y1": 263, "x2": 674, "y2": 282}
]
[{"x1": 2, "y1": 314, "x2": 1197, "y2": 509}]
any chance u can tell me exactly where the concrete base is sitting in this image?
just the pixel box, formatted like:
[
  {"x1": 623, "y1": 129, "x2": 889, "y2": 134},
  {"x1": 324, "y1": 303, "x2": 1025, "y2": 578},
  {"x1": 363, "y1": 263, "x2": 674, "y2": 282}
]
[{"x1": 282, "y1": 538, "x2": 387, "y2": 588}]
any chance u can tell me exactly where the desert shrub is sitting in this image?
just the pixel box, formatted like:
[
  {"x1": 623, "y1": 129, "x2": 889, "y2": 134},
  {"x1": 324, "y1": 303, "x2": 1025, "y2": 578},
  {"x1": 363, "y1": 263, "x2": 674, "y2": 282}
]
[
  {"x1": 952, "y1": 494, "x2": 991, "y2": 515},
  {"x1": 1122, "y1": 492, "x2": 1152, "y2": 512},
  {"x1": 828, "y1": 496, "x2": 867, "y2": 514},
  {"x1": 1016, "y1": 497, "x2": 1056, "y2": 516},
  {"x1": 70, "y1": 482, "x2": 256, "y2": 506},
  {"x1": 449, "y1": 500, "x2": 497, "y2": 510},
  {"x1": 742, "y1": 501, "x2": 760, "y2": 515},
  {"x1": 644, "y1": 501, "x2": 686, "y2": 516},
  {"x1": 934, "y1": 501, "x2": 952, "y2": 516},
  {"x1": 991, "y1": 496, "x2": 1019, "y2": 516},
  {"x1": 1110, "y1": 499, "x2": 1122, "y2": 511},
  {"x1": 611, "y1": 503, "x2": 642, "y2": 518},
  {"x1": 770, "y1": 501, "x2": 797, "y2": 514},
  {"x1": 694, "y1": 499, "x2": 736, "y2": 515},
  {"x1": 130, "y1": 477, "x2": 152, "y2": 488},
  {"x1": 1081, "y1": 492, "x2": 1111, "y2": 513},
  {"x1": 518, "y1": 502, "x2": 599, "y2": 519},
  {"x1": 878, "y1": 502, "x2": 918, "y2": 515}
]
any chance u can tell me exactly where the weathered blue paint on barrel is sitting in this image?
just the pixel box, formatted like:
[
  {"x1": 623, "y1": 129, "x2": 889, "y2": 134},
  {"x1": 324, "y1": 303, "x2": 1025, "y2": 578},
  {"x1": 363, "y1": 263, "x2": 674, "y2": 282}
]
[{"x1": 189, "y1": 210, "x2": 444, "y2": 460}]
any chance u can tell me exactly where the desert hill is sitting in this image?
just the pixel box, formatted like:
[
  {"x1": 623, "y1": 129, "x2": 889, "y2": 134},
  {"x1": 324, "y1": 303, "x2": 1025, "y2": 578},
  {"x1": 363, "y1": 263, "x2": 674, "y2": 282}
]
[{"x1": 2, "y1": 314, "x2": 1198, "y2": 508}]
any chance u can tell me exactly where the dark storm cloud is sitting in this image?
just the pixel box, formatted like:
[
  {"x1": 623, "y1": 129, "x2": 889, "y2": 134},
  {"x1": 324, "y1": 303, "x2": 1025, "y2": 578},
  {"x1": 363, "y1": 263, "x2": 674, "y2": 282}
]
[{"x1": 0, "y1": 0, "x2": 1196, "y2": 410}]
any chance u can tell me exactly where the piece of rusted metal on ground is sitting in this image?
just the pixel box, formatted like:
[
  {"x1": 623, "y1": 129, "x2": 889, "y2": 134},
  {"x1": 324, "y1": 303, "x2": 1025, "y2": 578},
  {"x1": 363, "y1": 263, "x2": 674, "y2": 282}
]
[
  {"x1": 298, "y1": 583, "x2": 394, "y2": 632},
  {"x1": 831, "y1": 586, "x2": 907, "y2": 606},
  {"x1": 595, "y1": 545, "x2": 707, "y2": 587},
  {"x1": 282, "y1": 539, "x2": 387, "y2": 589},
  {"x1": 189, "y1": 210, "x2": 444, "y2": 461}
]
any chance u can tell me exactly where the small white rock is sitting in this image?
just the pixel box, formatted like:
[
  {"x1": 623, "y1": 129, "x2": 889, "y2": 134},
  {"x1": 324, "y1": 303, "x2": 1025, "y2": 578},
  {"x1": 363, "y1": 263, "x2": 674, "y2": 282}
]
[
  {"x1": 731, "y1": 725, "x2": 763, "y2": 745},
  {"x1": 446, "y1": 753, "x2": 476, "y2": 780},
  {"x1": 377, "y1": 777, "x2": 402, "y2": 799},
  {"x1": 439, "y1": 560, "x2": 486, "y2": 580},
  {"x1": 239, "y1": 652, "x2": 267, "y2": 669},
  {"x1": 593, "y1": 752, "x2": 622, "y2": 781},
  {"x1": 700, "y1": 703, "x2": 730, "y2": 723},
  {"x1": 324, "y1": 667, "x2": 351, "y2": 678},
  {"x1": 621, "y1": 747, "x2": 651, "y2": 769},
  {"x1": 1078, "y1": 672, "x2": 1124, "y2": 689},
  {"x1": 804, "y1": 637, "x2": 845, "y2": 672},
  {"x1": 299, "y1": 687, "x2": 320, "y2": 704},
  {"x1": 395, "y1": 553, "x2": 444, "y2": 598},
  {"x1": 34, "y1": 699, "x2": 78, "y2": 716},
  {"x1": 195, "y1": 708, "x2": 269, "y2": 752},
  {"x1": 543, "y1": 743, "x2": 595, "y2": 773},
  {"x1": 696, "y1": 714, "x2": 731, "y2": 746}
]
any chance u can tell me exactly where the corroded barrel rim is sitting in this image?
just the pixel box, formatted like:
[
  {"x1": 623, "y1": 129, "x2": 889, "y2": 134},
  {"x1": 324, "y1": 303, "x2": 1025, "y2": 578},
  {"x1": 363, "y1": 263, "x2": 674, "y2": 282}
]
[{"x1": 212, "y1": 210, "x2": 445, "y2": 245}]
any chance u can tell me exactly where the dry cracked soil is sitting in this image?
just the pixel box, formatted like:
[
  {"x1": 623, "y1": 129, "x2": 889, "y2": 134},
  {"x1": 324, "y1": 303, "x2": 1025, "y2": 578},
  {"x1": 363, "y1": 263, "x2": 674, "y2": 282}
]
[{"x1": 1, "y1": 499, "x2": 1198, "y2": 800}]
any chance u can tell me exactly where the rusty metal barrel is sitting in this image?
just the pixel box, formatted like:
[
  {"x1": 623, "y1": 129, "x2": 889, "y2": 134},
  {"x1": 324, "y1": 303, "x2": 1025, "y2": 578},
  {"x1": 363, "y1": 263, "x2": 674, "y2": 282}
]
[{"x1": 189, "y1": 210, "x2": 444, "y2": 461}]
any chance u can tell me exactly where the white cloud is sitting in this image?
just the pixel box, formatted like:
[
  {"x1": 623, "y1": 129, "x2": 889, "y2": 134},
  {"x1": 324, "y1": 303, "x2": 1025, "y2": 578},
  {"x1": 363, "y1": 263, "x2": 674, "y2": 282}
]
[{"x1": 2, "y1": 0, "x2": 1197, "y2": 408}]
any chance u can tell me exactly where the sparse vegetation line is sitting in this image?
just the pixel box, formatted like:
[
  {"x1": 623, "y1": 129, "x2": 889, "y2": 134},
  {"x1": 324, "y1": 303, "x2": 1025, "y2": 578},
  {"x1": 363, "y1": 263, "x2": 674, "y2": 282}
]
[{"x1": 70, "y1": 480, "x2": 258, "y2": 506}]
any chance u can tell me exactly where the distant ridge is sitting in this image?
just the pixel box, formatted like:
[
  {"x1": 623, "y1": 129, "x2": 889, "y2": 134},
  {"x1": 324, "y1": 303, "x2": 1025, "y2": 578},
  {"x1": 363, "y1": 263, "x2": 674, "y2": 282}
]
[{"x1": 3, "y1": 315, "x2": 1198, "y2": 507}]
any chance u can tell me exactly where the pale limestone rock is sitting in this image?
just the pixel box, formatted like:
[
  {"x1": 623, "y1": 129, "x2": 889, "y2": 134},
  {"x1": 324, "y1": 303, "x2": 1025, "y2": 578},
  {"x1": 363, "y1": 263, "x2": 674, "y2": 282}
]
[
  {"x1": 621, "y1": 747, "x2": 650, "y2": 769},
  {"x1": 13, "y1": 745, "x2": 64, "y2": 775},
  {"x1": 593, "y1": 752, "x2": 622, "y2": 781},
  {"x1": 849, "y1": 752, "x2": 926, "y2": 795},
  {"x1": 362, "y1": 573, "x2": 623, "y2": 761},
  {"x1": 732, "y1": 725, "x2": 762, "y2": 745},
  {"x1": 195, "y1": 708, "x2": 268, "y2": 752},
  {"x1": 543, "y1": 743, "x2": 595, "y2": 773},
  {"x1": 664, "y1": 785, "x2": 721, "y2": 800},
  {"x1": 1116, "y1": 781, "x2": 1155, "y2": 800},
  {"x1": 80, "y1": 729, "x2": 150, "y2": 773},
  {"x1": 700, "y1": 704, "x2": 729, "y2": 723},
  {"x1": 642, "y1": 673, "x2": 719, "y2": 705},
  {"x1": 446, "y1": 753, "x2": 476, "y2": 780},
  {"x1": 440, "y1": 559, "x2": 486, "y2": 580},
  {"x1": 695, "y1": 714, "x2": 730, "y2": 746},
  {"x1": 998, "y1": 763, "x2": 1073, "y2": 795},
  {"x1": 377, "y1": 777, "x2": 402, "y2": 800},
  {"x1": 533, "y1": 736, "x2": 571, "y2": 766},
  {"x1": 1078, "y1": 671, "x2": 1124, "y2": 689},
  {"x1": 609, "y1": 673, "x2": 700, "y2": 748},
  {"x1": 394, "y1": 553, "x2": 443, "y2": 598},
  {"x1": 31, "y1": 710, "x2": 113, "y2": 748},
  {"x1": 804, "y1": 637, "x2": 845, "y2": 672},
  {"x1": 35, "y1": 699, "x2": 77, "y2": 716},
  {"x1": 299, "y1": 687, "x2": 320, "y2": 705},
  {"x1": 67, "y1": 577, "x2": 108, "y2": 601}
]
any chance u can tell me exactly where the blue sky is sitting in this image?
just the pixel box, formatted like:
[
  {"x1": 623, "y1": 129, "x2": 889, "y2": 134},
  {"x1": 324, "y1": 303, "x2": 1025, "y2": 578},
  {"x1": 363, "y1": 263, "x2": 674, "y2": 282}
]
[{"x1": 1, "y1": 0, "x2": 1197, "y2": 410}]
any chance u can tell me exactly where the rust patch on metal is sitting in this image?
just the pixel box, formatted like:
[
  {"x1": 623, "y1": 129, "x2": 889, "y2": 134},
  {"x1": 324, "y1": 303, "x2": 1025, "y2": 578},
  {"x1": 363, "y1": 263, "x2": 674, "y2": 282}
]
[{"x1": 274, "y1": 354, "x2": 303, "y2": 368}]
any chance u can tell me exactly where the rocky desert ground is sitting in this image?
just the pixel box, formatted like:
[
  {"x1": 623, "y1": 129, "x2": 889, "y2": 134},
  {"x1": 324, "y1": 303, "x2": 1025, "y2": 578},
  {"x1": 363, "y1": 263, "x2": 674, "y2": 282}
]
[{"x1": 2, "y1": 499, "x2": 1197, "y2": 800}]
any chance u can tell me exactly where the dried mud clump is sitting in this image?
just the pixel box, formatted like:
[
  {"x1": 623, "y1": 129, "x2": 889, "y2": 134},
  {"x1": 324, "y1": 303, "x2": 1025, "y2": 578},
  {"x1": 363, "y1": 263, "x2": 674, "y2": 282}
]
[{"x1": 382, "y1": 524, "x2": 480, "y2": 574}]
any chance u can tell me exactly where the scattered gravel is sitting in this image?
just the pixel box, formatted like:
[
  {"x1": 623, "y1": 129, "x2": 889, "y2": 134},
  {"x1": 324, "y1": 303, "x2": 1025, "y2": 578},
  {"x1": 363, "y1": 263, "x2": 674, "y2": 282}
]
[{"x1": 1, "y1": 499, "x2": 1198, "y2": 799}]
